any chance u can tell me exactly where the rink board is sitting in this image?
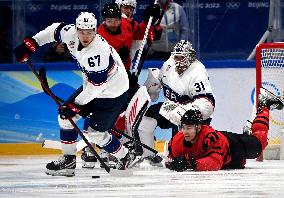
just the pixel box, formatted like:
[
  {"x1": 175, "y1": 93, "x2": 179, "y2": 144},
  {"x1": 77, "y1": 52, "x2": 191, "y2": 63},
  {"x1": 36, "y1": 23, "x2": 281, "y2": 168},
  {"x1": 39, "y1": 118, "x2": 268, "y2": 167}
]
[{"x1": 0, "y1": 140, "x2": 166, "y2": 155}]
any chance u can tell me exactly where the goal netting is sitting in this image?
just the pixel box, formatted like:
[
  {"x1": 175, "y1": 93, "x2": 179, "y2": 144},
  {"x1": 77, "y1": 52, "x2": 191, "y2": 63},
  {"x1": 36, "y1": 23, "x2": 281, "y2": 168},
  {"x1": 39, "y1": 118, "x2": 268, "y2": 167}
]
[{"x1": 256, "y1": 42, "x2": 284, "y2": 160}]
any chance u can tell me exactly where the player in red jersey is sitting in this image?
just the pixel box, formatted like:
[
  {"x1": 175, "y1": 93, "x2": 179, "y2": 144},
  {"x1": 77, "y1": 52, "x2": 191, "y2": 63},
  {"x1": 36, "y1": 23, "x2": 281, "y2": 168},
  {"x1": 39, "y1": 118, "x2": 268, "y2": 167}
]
[
  {"x1": 166, "y1": 88, "x2": 284, "y2": 171},
  {"x1": 98, "y1": 2, "x2": 160, "y2": 71}
]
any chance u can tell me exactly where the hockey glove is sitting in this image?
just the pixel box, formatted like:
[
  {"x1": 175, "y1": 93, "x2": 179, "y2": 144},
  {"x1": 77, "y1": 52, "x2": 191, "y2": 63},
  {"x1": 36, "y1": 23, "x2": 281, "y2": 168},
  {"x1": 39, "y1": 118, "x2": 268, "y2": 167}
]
[
  {"x1": 143, "y1": 3, "x2": 161, "y2": 25},
  {"x1": 168, "y1": 105, "x2": 187, "y2": 126},
  {"x1": 165, "y1": 156, "x2": 197, "y2": 172},
  {"x1": 127, "y1": 70, "x2": 138, "y2": 87},
  {"x1": 153, "y1": 26, "x2": 163, "y2": 41},
  {"x1": 14, "y1": 37, "x2": 38, "y2": 62},
  {"x1": 59, "y1": 103, "x2": 81, "y2": 119}
]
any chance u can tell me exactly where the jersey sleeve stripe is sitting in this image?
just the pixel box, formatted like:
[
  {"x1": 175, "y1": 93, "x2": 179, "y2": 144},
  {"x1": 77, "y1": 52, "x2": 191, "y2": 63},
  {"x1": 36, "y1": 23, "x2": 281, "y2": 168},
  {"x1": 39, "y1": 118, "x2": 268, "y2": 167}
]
[
  {"x1": 54, "y1": 23, "x2": 65, "y2": 42},
  {"x1": 86, "y1": 55, "x2": 115, "y2": 86}
]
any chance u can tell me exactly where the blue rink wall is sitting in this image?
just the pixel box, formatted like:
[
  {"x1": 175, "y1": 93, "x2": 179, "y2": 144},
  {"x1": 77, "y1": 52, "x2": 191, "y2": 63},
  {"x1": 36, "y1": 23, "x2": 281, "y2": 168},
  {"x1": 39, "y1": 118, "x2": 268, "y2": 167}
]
[{"x1": 0, "y1": 60, "x2": 256, "y2": 143}]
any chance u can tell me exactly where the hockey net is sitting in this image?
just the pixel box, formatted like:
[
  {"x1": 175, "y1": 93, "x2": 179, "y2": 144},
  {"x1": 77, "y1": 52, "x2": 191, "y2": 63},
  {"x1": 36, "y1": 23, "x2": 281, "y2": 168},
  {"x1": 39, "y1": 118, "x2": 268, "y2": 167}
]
[{"x1": 256, "y1": 42, "x2": 284, "y2": 159}]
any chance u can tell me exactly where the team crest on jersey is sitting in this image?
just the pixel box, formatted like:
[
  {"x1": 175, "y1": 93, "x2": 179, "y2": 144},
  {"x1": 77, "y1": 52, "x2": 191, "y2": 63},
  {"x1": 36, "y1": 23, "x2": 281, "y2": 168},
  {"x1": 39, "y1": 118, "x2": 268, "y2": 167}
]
[{"x1": 202, "y1": 132, "x2": 219, "y2": 150}]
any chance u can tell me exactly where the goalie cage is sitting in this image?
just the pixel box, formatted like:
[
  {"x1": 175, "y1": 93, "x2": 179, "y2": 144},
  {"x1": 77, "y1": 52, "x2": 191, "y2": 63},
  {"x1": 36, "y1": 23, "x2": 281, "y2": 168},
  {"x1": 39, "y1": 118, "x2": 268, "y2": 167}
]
[{"x1": 255, "y1": 42, "x2": 284, "y2": 160}]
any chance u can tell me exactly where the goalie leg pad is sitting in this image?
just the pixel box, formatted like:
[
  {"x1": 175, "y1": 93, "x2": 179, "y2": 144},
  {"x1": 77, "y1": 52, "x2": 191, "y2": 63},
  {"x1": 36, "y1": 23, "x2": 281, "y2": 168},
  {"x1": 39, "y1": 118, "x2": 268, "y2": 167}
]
[
  {"x1": 144, "y1": 68, "x2": 162, "y2": 102},
  {"x1": 138, "y1": 116, "x2": 157, "y2": 157}
]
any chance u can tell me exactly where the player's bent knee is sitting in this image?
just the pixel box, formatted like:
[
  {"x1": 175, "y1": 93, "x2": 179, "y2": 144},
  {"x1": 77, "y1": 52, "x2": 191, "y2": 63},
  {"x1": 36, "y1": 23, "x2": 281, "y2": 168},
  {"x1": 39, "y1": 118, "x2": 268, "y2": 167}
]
[
  {"x1": 88, "y1": 130, "x2": 110, "y2": 147},
  {"x1": 58, "y1": 115, "x2": 80, "y2": 129},
  {"x1": 58, "y1": 116, "x2": 73, "y2": 129}
]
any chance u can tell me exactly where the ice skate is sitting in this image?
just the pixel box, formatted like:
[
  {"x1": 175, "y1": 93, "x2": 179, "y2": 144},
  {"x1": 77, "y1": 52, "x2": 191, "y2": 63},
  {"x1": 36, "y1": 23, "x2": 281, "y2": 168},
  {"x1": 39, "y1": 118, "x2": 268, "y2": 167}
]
[
  {"x1": 258, "y1": 87, "x2": 284, "y2": 113},
  {"x1": 115, "y1": 149, "x2": 136, "y2": 170},
  {"x1": 46, "y1": 155, "x2": 76, "y2": 177},
  {"x1": 98, "y1": 149, "x2": 110, "y2": 168},
  {"x1": 81, "y1": 146, "x2": 97, "y2": 168}
]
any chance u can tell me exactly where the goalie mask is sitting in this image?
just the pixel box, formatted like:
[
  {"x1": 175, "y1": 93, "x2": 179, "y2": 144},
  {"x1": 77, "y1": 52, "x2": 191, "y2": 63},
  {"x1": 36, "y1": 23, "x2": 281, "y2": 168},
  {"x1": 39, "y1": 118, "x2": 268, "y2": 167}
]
[
  {"x1": 76, "y1": 12, "x2": 97, "y2": 30},
  {"x1": 171, "y1": 40, "x2": 197, "y2": 75}
]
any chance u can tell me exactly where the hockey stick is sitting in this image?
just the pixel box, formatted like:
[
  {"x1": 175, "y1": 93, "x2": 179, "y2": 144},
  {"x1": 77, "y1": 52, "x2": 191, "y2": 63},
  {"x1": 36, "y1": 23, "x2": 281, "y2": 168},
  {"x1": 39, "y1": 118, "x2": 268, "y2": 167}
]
[
  {"x1": 25, "y1": 61, "x2": 111, "y2": 173},
  {"x1": 38, "y1": 67, "x2": 65, "y2": 104},
  {"x1": 134, "y1": 0, "x2": 171, "y2": 76},
  {"x1": 113, "y1": 124, "x2": 158, "y2": 155},
  {"x1": 132, "y1": 0, "x2": 159, "y2": 75}
]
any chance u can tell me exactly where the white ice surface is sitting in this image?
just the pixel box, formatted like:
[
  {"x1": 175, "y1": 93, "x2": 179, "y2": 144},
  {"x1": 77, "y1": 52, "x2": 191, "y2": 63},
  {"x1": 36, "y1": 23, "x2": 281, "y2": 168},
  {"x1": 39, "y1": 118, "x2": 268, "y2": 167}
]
[{"x1": 1, "y1": 156, "x2": 284, "y2": 198}]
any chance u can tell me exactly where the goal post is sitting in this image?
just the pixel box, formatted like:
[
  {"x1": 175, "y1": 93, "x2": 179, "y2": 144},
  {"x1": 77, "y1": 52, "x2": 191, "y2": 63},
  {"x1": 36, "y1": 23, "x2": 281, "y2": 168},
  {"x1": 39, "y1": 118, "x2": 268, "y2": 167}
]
[{"x1": 255, "y1": 42, "x2": 284, "y2": 160}]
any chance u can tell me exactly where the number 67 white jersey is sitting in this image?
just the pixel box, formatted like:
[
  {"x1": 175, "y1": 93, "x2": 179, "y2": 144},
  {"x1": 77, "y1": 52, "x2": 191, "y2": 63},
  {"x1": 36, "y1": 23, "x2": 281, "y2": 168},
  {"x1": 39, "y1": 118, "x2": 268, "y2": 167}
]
[{"x1": 32, "y1": 23, "x2": 129, "y2": 105}]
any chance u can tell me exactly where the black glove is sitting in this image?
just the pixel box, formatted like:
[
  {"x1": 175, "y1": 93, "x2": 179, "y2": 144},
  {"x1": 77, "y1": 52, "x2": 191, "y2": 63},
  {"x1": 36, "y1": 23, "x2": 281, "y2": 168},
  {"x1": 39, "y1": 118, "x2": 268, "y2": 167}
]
[
  {"x1": 126, "y1": 70, "x2": 139, "y2": 102},
  {"x1": 127, "y1": 71, "x2": 138, "y2": 87},
  {"x1": 59, "y1": 103, "x2": 81, "y2": 119},
  {"x1": 153, "y1": 26, "x2": 163, "y2": 41},
  {"x1": 118, "y1": 45, "x2": 130, "y2": 64},
  {"x1": 165, "y1": 156, "x2": 197, "y2": 172},
  {"x1": 143, "y1": 3, "x2": 161, "y2": 25},
  {"x1": 14, "y1": 37, "x2": 38, "y2": 62}
]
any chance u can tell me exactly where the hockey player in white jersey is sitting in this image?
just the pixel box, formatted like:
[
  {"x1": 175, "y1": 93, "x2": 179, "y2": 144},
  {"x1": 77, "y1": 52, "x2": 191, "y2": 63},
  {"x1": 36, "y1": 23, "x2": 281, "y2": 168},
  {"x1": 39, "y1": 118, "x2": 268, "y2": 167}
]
[
  {"x1": 14, "y1": 12, "x2": 136, "y2": 176},
  {"x1": 139, "y1": 40, "x2": 215, "y2": 165}
]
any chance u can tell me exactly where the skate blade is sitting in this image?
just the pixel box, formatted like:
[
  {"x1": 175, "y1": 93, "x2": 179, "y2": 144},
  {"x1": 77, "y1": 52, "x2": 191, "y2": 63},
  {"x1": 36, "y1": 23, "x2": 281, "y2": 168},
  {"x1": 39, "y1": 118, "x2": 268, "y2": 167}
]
[
  {"x1": 82, "y1": 161, "x2": 96, "y2": 169},
  {"x1": 128, "y1": 156, "x2": 145, "y2": 168},
  {"x1": 45, "y1": 169, "x2": 75, "y2": 177},
  {"x1": 109, "y1": 169, "x2": 133, "y2": 177}
]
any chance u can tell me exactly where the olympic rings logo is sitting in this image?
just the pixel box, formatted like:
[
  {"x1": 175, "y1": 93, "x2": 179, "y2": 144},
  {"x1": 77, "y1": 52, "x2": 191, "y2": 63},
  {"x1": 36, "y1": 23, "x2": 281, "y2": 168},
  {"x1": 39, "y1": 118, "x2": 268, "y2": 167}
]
[
  {"x1": 226, "y1": 2, "x2": 240, "y2": 9},
  {"x1": 27, "y1": 4, "x2": 41, "y2": 12}
]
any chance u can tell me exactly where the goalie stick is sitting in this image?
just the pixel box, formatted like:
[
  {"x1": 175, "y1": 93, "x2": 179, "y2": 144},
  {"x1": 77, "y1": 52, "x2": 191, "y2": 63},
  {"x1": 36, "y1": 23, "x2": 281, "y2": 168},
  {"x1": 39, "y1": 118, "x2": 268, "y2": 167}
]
[{"x1": 25, "y1": 61, "x2": 111, "y2": 173}]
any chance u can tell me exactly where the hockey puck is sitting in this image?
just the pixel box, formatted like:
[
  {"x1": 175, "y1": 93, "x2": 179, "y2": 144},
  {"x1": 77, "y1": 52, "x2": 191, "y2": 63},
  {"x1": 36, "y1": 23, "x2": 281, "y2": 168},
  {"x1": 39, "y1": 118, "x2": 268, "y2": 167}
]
[{"x1": 92, "y1": 176, "x2": 100, "y2": 179}]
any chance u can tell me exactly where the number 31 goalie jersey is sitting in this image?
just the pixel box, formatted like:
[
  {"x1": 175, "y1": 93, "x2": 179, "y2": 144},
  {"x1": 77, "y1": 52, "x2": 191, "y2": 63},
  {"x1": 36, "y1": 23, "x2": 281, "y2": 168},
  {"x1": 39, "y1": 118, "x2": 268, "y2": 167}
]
[
  {"x1": 32, "y1": 23, "x2": 129, "y2": 105},
  {"x1": 160, "y1": 57, "x2": 215, "y2": 105}
]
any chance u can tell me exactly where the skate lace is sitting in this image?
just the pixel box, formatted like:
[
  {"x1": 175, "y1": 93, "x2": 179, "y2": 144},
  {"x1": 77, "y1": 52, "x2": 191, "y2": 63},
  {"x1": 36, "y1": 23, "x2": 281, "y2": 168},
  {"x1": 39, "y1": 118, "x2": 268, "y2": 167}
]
[{"x1": 54, "y1": 156, "x2": 65, "y2": 166}]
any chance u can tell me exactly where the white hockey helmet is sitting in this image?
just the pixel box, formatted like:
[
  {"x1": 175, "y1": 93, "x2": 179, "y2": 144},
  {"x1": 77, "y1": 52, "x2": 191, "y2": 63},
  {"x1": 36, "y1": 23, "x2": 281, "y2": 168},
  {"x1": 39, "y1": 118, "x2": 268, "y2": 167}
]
[
  {"x1": 115, "y1": 0, "x2": 137, "y2": 15},
  {"x1": 76, "y1": 12, "x2": 97, "y2": 30},
  {"x1": 171, "y1": 40, "x2": 197, "y2": 75},
  {"x1": 115, "y1": 0, "x2": 137, "y2": 8}
]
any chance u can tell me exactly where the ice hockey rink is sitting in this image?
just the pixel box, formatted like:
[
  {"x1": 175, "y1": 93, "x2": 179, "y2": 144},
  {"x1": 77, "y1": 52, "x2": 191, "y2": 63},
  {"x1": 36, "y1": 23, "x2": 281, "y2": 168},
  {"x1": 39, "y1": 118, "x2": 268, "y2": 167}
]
[{"x1": 1, "y1": 156, "x2": 284, "y2": 198}]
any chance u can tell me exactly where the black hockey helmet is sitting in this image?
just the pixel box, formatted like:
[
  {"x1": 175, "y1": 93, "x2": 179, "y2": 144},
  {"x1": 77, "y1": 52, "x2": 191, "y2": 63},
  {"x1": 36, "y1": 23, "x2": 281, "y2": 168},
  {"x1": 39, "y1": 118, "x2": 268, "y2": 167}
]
[
  {"x1": 102, "y1": 3, "x2": 121, "y2": 20},
  {"x1": 181, "y1": 109, "x2": 203, "y2": 125}
]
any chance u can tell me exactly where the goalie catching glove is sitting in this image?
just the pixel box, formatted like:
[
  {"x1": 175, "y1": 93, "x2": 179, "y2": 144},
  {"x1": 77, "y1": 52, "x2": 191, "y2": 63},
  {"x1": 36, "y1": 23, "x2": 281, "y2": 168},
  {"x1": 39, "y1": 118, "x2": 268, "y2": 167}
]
[
  {"x1": 14, "y1": 37, "x2": 38, "y2": 62},
  {"x1": 59, "y1": 102, "x2": 81, "y2": 119}
]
